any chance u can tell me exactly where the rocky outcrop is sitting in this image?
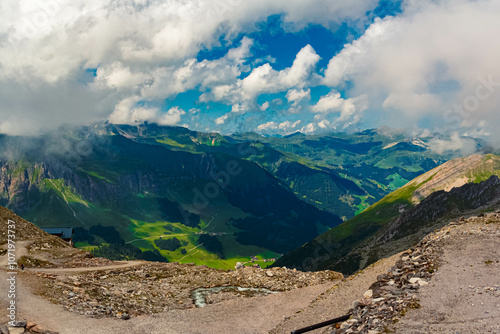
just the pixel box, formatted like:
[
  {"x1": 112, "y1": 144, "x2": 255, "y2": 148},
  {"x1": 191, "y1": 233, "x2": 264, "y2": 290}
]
[
  {"x1": 353, "y1": 175, "x2": 500, "y2": 270},
  {"x1": 0, "y1": 205, "x2": 91, "y2": 268},
  {"x1": 278, "y1": 172, "x2": 500, "y2": 275},
  {"x1": 0, "y1": 205, "x2": 70, "y2": 246}
]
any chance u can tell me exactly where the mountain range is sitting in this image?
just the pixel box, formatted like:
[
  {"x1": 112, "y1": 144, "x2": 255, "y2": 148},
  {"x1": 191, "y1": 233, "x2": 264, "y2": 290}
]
[{"x1": 0, "y1": 123, "x2": 487, "y2": 268}]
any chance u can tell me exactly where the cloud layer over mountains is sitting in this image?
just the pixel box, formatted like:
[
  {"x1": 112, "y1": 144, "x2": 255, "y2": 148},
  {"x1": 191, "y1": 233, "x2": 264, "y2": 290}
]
[{"x1": 1, "y1": 0, "x2": 499, "y2": 146}]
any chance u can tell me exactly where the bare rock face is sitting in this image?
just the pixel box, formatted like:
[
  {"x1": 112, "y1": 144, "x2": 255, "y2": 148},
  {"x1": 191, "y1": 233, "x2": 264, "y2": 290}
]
[
  {"x1": 379, "y1": 174, "x2": 500, "y2": 243},
  {"x1": 276, "y1": 154, "x2": 500, "y2": 275},
  {"x1": 332, "y1": 174, "x2": 500, "y2": 275}
]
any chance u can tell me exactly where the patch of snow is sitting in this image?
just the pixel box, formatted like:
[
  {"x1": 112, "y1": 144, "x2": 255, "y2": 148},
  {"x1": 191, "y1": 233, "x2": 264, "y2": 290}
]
[
  {"x1": 383, "y1": 142, "x2": 398, "y2": 149},
  {"x1": 411, "y1": 139, "x2": 428, "y2": 148}
]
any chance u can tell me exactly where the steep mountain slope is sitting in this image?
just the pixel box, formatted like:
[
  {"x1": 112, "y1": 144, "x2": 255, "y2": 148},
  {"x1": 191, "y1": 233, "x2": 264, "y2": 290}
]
[
  {"x1": 0, "y1": 130, "x2": 342, "y2": 268},
  {"x1": 275, "y1": 154, "x2": 500, "y2": 274},
  {"x1": 228, "y1": 128, "x2": 484, "y2": 217},
  {"x1": 101, "y1": 123, "x2": 367, "y2": 219},
  {"x1": 99, "y1": 124, "x2": 483, "y2": 218}
]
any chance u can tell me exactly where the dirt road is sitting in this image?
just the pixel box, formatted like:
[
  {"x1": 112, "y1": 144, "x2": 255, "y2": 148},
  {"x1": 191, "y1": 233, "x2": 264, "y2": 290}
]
[
  {"x1": 29, "y1": 260, "x2": 145, "y2": 273},
  {"x1": 0, "y1": 268, "x2": 334, "y2": 334},
  {"x1": 270, "y1": 252, "x2": 402, "y2": 334}
]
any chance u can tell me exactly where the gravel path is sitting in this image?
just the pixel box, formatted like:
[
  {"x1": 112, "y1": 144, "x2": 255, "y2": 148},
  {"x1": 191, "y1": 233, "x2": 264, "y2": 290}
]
[
  {"x1": 29, "y1": 260, "x2": 146, "y2": 273},
  {"x1": 394, "y1": 219, "x2": 500, "y2": 333},
  {"x1": 0, "y1": 270, "x2": 334, "y2": 334},
  {"x1": 269, "y1": 252, "x2": 402, "y2": 334},
  {"x1": 0, "y1": 241, "x2": 29, "y2": 267}
]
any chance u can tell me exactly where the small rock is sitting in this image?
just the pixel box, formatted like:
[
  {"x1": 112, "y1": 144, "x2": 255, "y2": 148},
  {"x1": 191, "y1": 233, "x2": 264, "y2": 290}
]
[
  {"x1": 418, "y1": 280, "x2": 429, "y2": 287},
  {"x1": 358, "y1": 297, "x2": 372, "y2": 306},
  {"x1": 9, "y1": 321, "x2": 27, "y2": 328},
  {"x1": 8, "y1": 327, "x2": 25, "y2": 334},
  {"x1": 340, "y1": 322, "x2": 349, "y2": 330}
]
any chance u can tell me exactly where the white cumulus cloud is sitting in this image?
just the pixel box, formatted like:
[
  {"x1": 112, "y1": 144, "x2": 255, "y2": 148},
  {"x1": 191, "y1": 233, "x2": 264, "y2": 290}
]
[
  {"x1": 0, "y1": 0, "x2": 375, "y2": 134},
  {"x1": 322, "y1": 0, "x2": 500, "y2": 142},
  {"x1": 257, "y1": 120, "x2": 301, "y2": 134},
  {"x1": 201, "y1": 45, "x2": 320, "y2": 105},
  {"x1": 108, "y1": 98, "x2": 185, "y2": 126},
  {"x1": 429, "y1": 132, "x2": 478, "y2": 156}
]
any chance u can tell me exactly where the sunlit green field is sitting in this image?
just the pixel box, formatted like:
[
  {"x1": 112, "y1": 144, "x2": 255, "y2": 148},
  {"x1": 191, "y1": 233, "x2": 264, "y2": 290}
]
[{"x1": 125, "y1": 218, "x2": 279, "y2": 270}]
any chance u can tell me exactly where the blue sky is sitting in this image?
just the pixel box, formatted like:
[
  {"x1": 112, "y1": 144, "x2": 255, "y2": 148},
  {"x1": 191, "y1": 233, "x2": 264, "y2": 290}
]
[
  {"x1": 166, "y1": 2, "x2": 404, "y2": 134},
  {"x1": 0, "y1": 0, "x2": 499, "y2": 147}
]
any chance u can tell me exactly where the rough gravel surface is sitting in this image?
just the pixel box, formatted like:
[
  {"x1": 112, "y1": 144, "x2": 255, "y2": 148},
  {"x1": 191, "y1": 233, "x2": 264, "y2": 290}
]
[
  {"x1": 0, "y1": 272, "x2": 334, "y2": 334},
  {"x1": 393, "y1": 215, "x2": 500, "y2": 334},
  {"x1": 2, "y1": 212, "x2": 500, "y2": 334},
  {"x1": 269, "y1": 252, "x2": 402, "y2": 334}
]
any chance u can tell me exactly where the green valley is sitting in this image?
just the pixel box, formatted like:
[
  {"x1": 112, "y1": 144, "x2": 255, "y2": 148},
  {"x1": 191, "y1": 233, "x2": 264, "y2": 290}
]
[{"x1": 0, "y1": 124, "x2": 485, "y2": 269}]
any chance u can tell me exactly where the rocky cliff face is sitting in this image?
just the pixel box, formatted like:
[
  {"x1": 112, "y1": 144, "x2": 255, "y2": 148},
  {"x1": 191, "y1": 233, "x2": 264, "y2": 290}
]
[
  {"x1": 357, "y1": 175, "x2": 500, "y2": 267},
  {"x1": 0, "y1": 137, "x2": 266, "y2": 216}
]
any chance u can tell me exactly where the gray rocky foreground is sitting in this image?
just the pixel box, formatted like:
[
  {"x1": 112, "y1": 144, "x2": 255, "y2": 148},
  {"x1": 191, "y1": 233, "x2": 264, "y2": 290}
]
[
  {"x1": 331, "y1": 211, "x2": 500, "y2": 334},
  {"x1": 29, "y1": 262, "x2": 343, "y2": 319},
  {"x1": 2, "y1": 212, "x2": 499, "y2": 334}
]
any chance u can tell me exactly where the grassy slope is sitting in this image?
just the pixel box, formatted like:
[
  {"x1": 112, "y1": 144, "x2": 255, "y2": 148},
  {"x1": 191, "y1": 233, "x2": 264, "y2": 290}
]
[
  {"x1": 28, "y1": 180, "x2": 281, "y2": 270},
  {"x1": 33, "y1": 175, "x2": 283, "y2": 269},
  {"x1": 149, "y1": 129, "x2": 450, "y2": 217},
  {"x1": 275, "y1": 154, "x2": 500, "y2": 272},
  {"x1": 13, "y1": 134, "x2": 318, "y2": 269}
]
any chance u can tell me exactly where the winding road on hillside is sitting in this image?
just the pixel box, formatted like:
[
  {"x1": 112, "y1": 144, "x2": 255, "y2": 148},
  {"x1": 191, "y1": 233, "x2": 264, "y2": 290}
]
[{"x1": 0, "y1": 241, "x2": 145, "y2": 273}]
